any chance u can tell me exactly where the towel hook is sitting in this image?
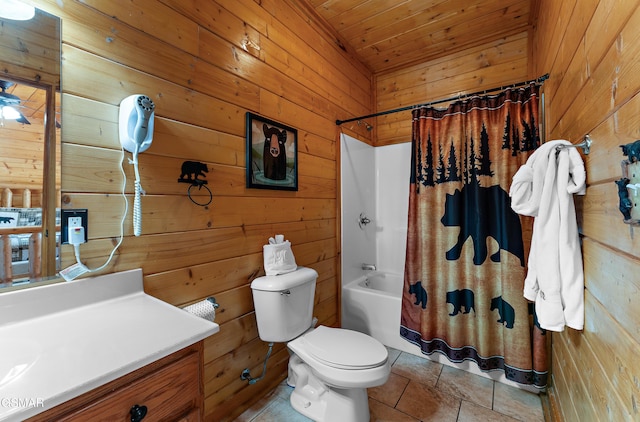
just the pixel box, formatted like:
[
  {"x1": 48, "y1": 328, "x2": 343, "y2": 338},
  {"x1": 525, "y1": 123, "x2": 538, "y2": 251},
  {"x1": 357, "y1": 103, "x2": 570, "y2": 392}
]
[{"x1": 556, "y1": 134, "x2": 593, "y2": 155}]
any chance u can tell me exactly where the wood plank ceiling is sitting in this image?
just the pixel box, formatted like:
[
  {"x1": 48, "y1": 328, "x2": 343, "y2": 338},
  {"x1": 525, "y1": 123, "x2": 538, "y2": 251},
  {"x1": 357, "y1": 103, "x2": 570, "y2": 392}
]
[
  {"x1": 305, "y1": 0, "x2": 535, "y2": 74},
  {"x1": 4, "y1": 83, "x2": 46, "y2": 120}
]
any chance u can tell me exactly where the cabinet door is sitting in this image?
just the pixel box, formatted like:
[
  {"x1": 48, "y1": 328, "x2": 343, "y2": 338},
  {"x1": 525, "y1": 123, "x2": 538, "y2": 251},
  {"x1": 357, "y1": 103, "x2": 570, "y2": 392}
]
[{"x1": 59, "y1": 351, "x2": 200, "y2": 421}]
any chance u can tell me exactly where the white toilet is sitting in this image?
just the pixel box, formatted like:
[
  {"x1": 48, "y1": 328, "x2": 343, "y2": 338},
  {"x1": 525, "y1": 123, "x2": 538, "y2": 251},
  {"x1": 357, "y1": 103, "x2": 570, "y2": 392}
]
[{"x1": 250, "y1": 267, "x2": 390, "y2": 422}]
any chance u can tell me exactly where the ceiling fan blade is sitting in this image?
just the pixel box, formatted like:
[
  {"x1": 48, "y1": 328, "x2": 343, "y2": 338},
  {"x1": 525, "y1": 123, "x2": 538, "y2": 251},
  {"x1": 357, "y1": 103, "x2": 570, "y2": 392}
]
[{"x1": 16, "y1": 113, "x2": 30, "y2": 125}]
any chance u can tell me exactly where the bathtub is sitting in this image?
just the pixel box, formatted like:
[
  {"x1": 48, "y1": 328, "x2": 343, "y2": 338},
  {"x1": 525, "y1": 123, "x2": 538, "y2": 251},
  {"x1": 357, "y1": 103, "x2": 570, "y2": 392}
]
[
  {"x1": 341, "y1": 271, "x2": 541, "y2": 393},
  {"x1": 342, "y1": 271, "x2": 410, "y2": 351}
]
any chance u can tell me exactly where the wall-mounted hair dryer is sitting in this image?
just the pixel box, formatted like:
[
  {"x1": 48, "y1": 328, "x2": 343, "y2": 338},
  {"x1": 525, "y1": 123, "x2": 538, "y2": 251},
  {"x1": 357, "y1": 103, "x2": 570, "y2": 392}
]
[
  {"x1": 119, "y1": 94, "x2": 155, "y2": 153},
  {"x1": 119, "y1": 94, "x2": 155, "y2": 236}
]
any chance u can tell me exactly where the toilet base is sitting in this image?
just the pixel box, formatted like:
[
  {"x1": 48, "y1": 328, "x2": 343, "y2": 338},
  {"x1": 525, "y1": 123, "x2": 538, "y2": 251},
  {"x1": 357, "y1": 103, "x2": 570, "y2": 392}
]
[{"x1": 288, "y1": 354, "x2": 370, "y2": 422}]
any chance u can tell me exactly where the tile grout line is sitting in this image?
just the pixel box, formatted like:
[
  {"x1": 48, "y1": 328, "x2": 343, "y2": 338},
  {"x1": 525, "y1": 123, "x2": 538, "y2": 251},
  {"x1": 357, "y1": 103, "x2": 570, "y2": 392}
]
[
  {"x1": 393, "y1": 377, "x2": 410, "y2": 409},
  {"x1": 492, "y1": 380, "x2": 497, "y2": 410}
]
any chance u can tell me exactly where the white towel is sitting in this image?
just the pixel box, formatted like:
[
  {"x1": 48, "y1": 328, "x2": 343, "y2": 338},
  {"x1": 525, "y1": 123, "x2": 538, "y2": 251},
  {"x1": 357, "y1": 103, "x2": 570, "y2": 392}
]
[
  {"x1": 263, "y1": 236, "x2": 297, "y2": 276},
  {"x1": 509, "y1": 140, "x2": 586, "y2": 331}
]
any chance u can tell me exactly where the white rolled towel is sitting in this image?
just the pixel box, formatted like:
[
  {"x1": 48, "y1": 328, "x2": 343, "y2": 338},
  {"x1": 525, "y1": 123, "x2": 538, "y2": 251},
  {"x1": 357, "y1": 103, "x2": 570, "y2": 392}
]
[{"x1": 263, "y1": 235, "x2": 297, "y2": 276}]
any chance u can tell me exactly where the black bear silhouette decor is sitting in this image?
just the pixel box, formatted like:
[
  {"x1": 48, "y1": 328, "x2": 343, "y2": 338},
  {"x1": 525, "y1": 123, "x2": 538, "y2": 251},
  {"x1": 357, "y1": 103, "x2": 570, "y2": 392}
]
[
  {"x1": 490, "y1": 296, "x2": 515, "y2": 329},
  {"x1": 615, "y1": 178, "x2": 633, "y2": 221},
  {"x1": 0, "y1": 216, "x2": 15, "y2": 224},
  {"x1": 263, "y1": 124, "x2": 287, "y2": 180},
  {"x1": 441, "y1": 184, "x2": 525, "y2": 266},
  {"x1": 178, "y1": 161, "x2": 209, "y2": 184},
  {"x1": 446, "y1": 289, "x2": 475, "y2": 316},
  {"x1": 408, "y1": 281, "x2": 428, "y2": 309},
  {"x1": 620, "y1": 140, "x2": 640, "y2": 163}
]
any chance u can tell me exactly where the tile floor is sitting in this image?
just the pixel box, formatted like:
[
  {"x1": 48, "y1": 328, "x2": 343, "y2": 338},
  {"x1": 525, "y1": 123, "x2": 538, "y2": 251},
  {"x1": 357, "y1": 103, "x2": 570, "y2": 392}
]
[{"x1": 235, "y1": 348, "x2": 545, "y2": 422}]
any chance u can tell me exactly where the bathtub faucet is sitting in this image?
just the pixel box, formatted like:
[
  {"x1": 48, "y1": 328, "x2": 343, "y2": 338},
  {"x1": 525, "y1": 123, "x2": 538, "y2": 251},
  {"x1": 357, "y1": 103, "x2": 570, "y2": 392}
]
[{"x1": 362, "y1": 263, "x2": 376, "y2": 271}]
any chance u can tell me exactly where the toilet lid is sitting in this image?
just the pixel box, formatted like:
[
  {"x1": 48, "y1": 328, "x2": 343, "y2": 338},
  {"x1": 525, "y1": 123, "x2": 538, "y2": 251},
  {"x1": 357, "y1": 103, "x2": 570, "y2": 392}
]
[{"x1": 302, "y1": 326, "x2": 388, "y2": 369}]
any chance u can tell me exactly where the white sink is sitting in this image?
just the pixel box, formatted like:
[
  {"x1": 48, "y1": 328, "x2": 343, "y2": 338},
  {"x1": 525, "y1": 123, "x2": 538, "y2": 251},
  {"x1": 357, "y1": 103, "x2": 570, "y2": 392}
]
[{"x1": 0, "y1": 269, "x2": 219, "y2": 421}]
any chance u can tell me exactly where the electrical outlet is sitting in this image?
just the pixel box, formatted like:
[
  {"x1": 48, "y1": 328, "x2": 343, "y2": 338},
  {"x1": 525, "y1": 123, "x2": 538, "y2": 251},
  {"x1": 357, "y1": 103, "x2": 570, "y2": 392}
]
[{"x1": 61, "y1": 209, "x2": 88, "y2": 244}]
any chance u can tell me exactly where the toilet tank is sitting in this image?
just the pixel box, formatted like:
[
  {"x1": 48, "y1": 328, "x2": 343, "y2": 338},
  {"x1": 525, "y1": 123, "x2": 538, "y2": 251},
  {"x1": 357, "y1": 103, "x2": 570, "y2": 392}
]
[{"x1": 250, "y1": 267, "x2": 318, "y2": 342}]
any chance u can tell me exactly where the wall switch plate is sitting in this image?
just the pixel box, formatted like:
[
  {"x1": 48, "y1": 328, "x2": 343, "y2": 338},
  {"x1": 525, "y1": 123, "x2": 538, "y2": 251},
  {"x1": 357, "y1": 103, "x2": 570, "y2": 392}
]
[{"x1": 61, "y1": 209, "x2": 88, "y2": 244}]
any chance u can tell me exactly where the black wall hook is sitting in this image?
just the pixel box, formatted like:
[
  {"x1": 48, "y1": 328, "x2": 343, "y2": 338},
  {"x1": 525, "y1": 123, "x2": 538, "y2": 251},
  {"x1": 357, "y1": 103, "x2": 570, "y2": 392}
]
[{"x1": 178, "y1": 161, "x2": 212, "y2": 206}]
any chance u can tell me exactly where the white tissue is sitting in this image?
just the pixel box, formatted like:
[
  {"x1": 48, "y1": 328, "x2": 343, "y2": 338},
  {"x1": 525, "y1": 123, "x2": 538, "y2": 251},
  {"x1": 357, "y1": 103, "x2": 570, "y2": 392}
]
[{"x1": 183, "y1": 298, "x2": 217, "y2": 322}]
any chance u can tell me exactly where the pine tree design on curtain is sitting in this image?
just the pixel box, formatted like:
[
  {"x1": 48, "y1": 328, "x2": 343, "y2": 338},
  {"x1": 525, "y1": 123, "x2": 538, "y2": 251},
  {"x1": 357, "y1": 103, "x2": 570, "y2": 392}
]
[{"x1": 400, "y1": 84, "x2": 548, "y2": 387}]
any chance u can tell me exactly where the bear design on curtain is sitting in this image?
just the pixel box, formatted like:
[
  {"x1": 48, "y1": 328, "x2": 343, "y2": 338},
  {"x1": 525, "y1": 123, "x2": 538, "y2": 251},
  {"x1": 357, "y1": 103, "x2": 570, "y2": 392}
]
[{"x1": 400, "y1": 84, "x2": 548, "y2": 387}]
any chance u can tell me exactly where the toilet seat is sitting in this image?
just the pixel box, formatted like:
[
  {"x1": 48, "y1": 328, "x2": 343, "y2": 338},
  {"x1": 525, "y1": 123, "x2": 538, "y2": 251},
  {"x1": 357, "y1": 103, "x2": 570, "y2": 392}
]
[{"x1": 296, "y1": 326, "x2": 388, "y2": 370}]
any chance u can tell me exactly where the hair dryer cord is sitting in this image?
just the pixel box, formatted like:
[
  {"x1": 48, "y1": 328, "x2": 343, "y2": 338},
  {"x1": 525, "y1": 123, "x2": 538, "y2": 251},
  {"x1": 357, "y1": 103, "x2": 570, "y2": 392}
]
[{"x1": 131, "y1": 149, "x2": 144, "y2": 237}]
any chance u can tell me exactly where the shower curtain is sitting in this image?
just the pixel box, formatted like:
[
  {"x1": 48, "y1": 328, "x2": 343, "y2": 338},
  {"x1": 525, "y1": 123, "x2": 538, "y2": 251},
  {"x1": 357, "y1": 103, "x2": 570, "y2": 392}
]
[{"x1": 400, "y1": 84, "x2": 547, "y2": 387}]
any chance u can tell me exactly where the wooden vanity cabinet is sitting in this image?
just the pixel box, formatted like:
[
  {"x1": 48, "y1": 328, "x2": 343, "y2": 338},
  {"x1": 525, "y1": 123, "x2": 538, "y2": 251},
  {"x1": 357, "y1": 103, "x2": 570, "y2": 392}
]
[{"x1": 27, "y1": 341, "x2": 204, "y2": 422}]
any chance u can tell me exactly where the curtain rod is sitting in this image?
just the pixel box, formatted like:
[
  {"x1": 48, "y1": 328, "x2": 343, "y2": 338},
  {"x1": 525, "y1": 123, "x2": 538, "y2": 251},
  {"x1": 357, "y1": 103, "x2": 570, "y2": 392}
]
[{"x1": 335, "y1": 73, "x2": 549, "y2": 126}]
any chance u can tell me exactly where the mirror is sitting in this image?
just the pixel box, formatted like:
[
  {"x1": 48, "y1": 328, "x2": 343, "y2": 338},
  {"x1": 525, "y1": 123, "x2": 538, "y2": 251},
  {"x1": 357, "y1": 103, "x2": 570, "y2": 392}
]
[{"x1": 0, "y1": 5, "x2": 61, "y2": 289}]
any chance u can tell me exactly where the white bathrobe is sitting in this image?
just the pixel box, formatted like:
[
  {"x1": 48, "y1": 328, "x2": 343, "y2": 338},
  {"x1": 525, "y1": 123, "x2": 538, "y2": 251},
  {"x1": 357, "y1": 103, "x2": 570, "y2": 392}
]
[{"x1": 509, "y1": 140, "x2": 586, "y2": 331}]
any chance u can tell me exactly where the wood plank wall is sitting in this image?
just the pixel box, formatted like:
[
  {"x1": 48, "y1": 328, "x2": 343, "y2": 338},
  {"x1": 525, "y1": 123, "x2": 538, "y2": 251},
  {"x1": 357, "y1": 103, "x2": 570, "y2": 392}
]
[
  {"x1": 1, "y1": 120, "x2": 46, "y2": 194},
  {"x1": 374, "y1": 32, "x2": 530, "y2": 146},
  {"x1": 25, "y1": 0, "x2": 372, "y2": 420},
  {"x1": 530, "y1": 0, "x2": 640, "y2": 420}
]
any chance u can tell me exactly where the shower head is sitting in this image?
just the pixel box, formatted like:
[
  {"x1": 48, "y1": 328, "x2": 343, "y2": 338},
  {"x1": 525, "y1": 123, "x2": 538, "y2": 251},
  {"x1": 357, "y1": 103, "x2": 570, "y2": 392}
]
[{"x1": 357, "y1": 119, "x2": 373, "y2": 131}]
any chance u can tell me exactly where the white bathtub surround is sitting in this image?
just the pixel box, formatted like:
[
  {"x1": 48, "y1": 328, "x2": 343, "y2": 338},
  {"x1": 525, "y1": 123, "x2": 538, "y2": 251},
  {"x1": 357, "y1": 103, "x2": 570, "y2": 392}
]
[
  {"x1": 340, "y1": 135, "x2": 377, "y2": 285},
  {"x1": 339, "y1": 135, "x2": 411, "y2": 277},
  {"x1": 373, "y1": 142, "x2": 412, "y2": 272},
  {"x1": 0, "y1": 269, "x2": 219, "y2": 421},
  {"x1": 341, "y1": 133, "x2": 413, "y2": 352}
]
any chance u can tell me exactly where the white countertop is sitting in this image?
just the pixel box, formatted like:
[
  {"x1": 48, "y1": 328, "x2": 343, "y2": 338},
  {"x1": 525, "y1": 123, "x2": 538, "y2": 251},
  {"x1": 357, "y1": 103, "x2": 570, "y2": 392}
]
[{"x1": 0, "y1": 269, "x2": 219, "y2": 421}]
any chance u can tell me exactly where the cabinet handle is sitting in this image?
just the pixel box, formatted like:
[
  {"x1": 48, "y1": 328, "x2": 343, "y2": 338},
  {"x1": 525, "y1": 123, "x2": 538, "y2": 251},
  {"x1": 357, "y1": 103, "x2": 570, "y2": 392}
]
[{"x1": 130, "y1": 404, "x2": 148, "y2": 422}]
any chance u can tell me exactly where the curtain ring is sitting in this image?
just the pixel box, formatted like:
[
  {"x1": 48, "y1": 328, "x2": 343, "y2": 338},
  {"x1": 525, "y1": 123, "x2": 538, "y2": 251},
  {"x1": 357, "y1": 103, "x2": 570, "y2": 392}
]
[{"x1": 187, "y1": 183, "x2": 213, "y2": 207}]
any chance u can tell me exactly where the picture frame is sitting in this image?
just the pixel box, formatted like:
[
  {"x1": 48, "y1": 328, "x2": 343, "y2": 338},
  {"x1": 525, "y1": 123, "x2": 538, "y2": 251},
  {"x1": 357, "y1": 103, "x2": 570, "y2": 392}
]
[{"x1": 246, "y1": 112, "x2": 298, "y2": 191}]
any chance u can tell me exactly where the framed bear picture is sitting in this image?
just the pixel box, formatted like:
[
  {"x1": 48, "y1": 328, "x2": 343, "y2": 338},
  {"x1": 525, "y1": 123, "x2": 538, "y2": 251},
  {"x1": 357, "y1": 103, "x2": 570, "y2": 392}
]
[{"x1": 246, "y1": 112, "x2": 298, "y2": 191}]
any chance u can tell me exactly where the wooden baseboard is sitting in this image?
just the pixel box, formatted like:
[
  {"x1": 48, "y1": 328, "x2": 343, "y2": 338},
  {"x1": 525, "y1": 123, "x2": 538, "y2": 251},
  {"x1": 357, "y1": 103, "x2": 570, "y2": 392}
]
[{"x1": 540, "y1": 385, "x2": 563, "y2": 421}]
